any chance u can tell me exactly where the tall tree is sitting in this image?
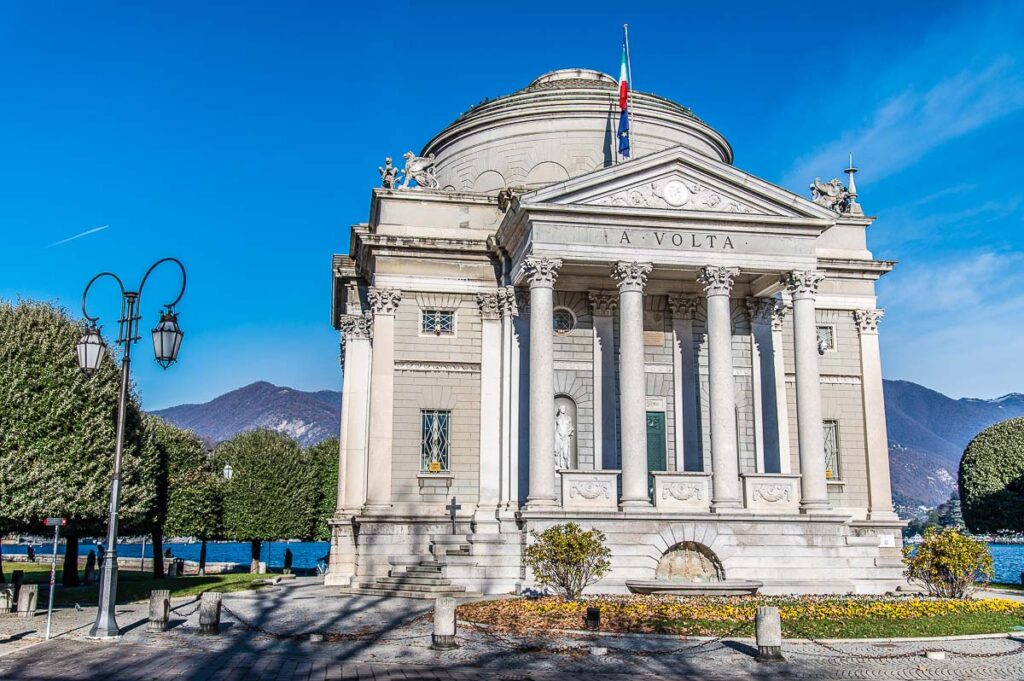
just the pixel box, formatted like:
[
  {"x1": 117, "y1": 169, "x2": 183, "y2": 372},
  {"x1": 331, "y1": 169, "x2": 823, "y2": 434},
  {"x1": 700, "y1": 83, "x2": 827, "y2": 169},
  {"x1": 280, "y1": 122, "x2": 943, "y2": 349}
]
[
  {"x1": 219, "y1": 429, "x2": 319, "y2": 572},
  {"x1": 307, "y1": 438, "x2": 339, "y2": 542},
  {"x1": 0, "y1": 300, "x2": 154, "y2": 586},
  {"x1": 960, "y1": 417, "x2": 1024, "y2": 534},
  {"x1": 165, "y1": 468, "x2": 224, "y2": 575},
  {"x1": 141, "y1": 415, "x2": 208, "y2": 578}
]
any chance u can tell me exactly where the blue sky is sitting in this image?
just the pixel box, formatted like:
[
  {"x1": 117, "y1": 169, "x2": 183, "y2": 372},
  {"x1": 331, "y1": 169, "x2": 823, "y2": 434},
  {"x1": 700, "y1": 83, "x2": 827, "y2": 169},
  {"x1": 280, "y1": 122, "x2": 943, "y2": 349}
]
[{"x1": 2, "y1": 1, "x2": 1022, "y2": 409}]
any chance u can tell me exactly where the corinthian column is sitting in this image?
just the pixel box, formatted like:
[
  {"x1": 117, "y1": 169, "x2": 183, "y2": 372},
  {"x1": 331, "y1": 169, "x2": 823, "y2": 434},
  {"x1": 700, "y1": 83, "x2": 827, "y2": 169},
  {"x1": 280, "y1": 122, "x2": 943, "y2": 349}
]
[
  {"x1": 339, "y1": 313, "x2": 373, "y2": 512},
  {"x1": 783, "y1": 270, "x2": 829, "y2": 512},
  {"x1": 524, "y1": 257, "x2": 561, "y2": 508},
  {"x1": 699, "y1": 266, "x2": 742, "y2": 510},
  {"x1": 364, "y1": 287, "x2": 402, "y2": 511},
  {"x1": 854, "y1": 309, "x2": 898, "y2": 520},
  {"x1": 613, "y1": 261, "x2": 654, "y2": 508}
]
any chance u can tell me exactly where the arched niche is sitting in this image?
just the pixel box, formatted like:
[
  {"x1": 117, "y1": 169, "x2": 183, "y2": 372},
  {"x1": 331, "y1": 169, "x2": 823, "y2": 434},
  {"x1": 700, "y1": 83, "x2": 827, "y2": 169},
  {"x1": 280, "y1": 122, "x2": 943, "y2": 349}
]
[
  {"x1": 553, "y1": 394, "x2": 578, "y2": 469},
  {"x1": 655, "y1": 542, "x2": 724, "y2": 583}
]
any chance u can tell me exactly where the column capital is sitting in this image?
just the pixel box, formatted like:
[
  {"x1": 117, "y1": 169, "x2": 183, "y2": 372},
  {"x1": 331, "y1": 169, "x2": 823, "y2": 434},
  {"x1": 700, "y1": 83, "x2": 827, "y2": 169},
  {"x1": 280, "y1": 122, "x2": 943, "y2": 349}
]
[
  {"x1": 853, "y1": 308, "x2": 885, "y2": 334},
  {"x1": 476, "y1": 291, "x2": 502, "y2": 320},
  {"x1": 514, "y1": 288, "x2": 529, "y2": 315},
  {"x1": 782, "y1": 270, "x2": 824, "y2": 299},
  {"x1": 698, "y1": 266, "x2": 739, "y2": 296},
  {"x1": 746, "y1": 297, "x2": 778, "y2": 326},
  {"x1": 667, "y1": 294, "x2": 699, "y2": 320},
  {"x1": 522, "y1": 257, "x2": 562, "y2": 288},
  {"x1": 497, "y1": 286, "x2": 519, "y2": 318},
  {"x1": 588, "y1": 291, "x2": 618, "y2": 317},
  {"x1": 771, "y1": 304, "x2": 789, "y2": 332},
  {"x1": 339, "y1": 313, "x2": 373, "y2": 340},
  {"x1": 612, "y1": 261, "x2": 653, "y2": 292},
  {"x1": 367, "y1": 287, "x2": 403, "y2": 315}
]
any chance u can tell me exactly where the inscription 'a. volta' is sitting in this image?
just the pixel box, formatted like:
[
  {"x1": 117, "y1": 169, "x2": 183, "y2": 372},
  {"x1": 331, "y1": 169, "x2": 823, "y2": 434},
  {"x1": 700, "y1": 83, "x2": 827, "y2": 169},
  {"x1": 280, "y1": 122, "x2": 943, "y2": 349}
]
[{"x1": 619, "y1": 230, "x2": 736, "y2": 250}]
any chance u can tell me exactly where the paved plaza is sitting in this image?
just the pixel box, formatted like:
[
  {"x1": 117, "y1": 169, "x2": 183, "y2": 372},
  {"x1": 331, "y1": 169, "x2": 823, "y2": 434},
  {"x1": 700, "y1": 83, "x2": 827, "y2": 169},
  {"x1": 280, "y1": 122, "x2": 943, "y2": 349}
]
[{"x1": 1, "y1": 578, "x2": 1023, "y2": 680}]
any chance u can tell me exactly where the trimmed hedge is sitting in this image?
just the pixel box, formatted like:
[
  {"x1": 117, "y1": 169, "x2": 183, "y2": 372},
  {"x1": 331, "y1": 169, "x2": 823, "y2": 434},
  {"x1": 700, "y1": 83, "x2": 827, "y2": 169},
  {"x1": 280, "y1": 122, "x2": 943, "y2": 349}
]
[{"x1": 959, "y1": 417, "x2": 1024, "y2": 534}]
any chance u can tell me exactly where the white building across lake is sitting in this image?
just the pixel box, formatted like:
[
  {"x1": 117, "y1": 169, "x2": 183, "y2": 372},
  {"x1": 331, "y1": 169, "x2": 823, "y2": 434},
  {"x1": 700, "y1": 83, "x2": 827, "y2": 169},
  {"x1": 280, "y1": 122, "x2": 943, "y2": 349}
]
[{"x1": 327, "y1": 68, "x2": 903, "y2": 596}]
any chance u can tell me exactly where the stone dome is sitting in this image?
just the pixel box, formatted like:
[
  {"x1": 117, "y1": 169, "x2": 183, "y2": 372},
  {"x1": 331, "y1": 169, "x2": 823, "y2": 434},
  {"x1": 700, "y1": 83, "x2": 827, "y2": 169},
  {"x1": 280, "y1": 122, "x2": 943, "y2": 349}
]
[{"x1": 420, "y1": 68, "x2": 733, "y2": 194}]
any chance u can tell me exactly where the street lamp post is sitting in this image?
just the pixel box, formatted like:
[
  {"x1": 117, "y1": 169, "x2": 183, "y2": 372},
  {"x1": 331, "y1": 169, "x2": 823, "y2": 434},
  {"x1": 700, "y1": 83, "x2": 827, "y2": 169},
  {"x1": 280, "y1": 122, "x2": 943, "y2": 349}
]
[{"x1": 77, "y1": 257, "x2": 186, "y2": 640}]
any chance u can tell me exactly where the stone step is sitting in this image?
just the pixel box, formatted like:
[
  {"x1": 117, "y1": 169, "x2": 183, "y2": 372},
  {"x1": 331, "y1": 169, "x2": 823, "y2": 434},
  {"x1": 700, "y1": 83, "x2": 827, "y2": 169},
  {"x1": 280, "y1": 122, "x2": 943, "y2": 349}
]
[
  {"x1": 405, "y1": 564, "x2": 444, "y2": 575},
  {"x1": 377, "y1": 576, "x2": 454, "y2": 588},
  {"x1": 431, "y1": 534, "x2": 471, "y2": 545},
  {"x1": 349, "y1": 586, "x2": 480, "y2": 600}
]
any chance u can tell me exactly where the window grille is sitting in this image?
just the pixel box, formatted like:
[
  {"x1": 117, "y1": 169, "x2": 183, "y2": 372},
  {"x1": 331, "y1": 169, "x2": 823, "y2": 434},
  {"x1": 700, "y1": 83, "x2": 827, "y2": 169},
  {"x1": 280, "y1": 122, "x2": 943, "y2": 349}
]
[
  {"x1": 553, "y1": 308, "x2": 575, "y2": 335},
  {"x1": 421, "y1": 410, "x2": 451, "y2": 472},
  {"x1": 816, "y1": 325, "x2": 836, "y2": 352},
  {"x1": 823, "y1": 419, "x2": 840, "y2": 480},
  {"x1": 422, "y1": 310, "x2": 454, "y2": 335}
]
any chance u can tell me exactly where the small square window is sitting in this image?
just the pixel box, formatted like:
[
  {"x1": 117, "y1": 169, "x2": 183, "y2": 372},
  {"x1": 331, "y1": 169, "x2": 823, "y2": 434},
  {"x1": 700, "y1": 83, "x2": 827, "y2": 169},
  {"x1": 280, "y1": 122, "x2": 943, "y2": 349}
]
[
  {"x1": 816, "y1": 325, "x2": 835, "y2": 352},
  {"x1": 823, "y1": 419, "x2": 840, "y2": 480},
  {"x1": 421, "y1": 410, "x2": 451, "y2": 472},
  {"x1": 422, "y1": 310, "x2": 454, "y2": 335}
]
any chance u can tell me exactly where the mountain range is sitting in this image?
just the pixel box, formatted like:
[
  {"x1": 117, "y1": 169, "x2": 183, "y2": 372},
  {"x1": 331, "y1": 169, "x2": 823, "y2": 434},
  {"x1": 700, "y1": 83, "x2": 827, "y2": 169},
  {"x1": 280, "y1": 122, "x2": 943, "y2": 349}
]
[{"x1": 151, "y1": 379, "x2": 1024, "y2": 509}]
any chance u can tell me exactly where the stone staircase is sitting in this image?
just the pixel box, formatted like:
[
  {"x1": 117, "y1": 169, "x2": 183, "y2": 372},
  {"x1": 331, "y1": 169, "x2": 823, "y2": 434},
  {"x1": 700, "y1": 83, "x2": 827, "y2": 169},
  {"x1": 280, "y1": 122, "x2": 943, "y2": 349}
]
[{"x1": 350, "y1": 534, "x2": 483, "y2": 599}]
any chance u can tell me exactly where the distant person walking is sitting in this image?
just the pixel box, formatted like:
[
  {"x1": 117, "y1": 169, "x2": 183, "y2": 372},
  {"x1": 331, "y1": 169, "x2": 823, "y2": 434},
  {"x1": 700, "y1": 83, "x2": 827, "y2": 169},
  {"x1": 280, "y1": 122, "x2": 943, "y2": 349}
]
[
  {"x1": 283, "y1": 547, "x2": 293, "y2": 573},
  {"x1": 96, "y1": 544, "x2": 104, "y2": 568},
  {"x1": 26, "y1": 545, "x2": 35, "y2": 563}
]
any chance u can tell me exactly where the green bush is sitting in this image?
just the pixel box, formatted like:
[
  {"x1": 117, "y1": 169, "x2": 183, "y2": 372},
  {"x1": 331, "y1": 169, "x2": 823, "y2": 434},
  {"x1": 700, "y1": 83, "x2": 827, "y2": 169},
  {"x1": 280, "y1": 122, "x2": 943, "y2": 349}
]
[
  {"x1": 524, "y1": 523, "x2": 611, "y2": 599},
  {"x1": 959, "y1": 417, "x2": 1024, "y2": 534},
  {"x1": 903, "y1": 527, "x2": 993, "y2": 598}
]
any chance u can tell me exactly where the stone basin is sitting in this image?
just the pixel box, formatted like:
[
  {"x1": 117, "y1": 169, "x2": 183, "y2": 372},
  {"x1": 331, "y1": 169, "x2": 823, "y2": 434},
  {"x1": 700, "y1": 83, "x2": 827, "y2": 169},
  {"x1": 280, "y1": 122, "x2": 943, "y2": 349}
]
[{"x1": 625, "y1": 579, "x2": 763, "y2": 596}]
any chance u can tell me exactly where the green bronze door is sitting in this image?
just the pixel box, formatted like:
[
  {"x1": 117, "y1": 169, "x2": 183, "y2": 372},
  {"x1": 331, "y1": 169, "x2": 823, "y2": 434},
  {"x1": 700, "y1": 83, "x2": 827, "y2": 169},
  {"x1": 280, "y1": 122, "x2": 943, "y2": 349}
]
[{"x1": 646, "y1": 411, "x2": 666, "y2": 497}]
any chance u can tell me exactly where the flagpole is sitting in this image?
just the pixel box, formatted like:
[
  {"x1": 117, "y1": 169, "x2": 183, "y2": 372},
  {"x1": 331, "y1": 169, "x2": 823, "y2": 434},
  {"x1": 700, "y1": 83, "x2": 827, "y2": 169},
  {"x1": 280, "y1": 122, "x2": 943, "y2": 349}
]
[{"x1": 624, "y1": 23, "x2": 635, "y2": 160}]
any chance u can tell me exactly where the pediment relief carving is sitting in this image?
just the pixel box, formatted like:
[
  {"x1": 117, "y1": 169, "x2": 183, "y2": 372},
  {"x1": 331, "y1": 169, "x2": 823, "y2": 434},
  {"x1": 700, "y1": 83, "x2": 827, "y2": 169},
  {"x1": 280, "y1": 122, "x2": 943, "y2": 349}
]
[{"x1": 585, "y1": 176, "x2": 761, "y2": 215}]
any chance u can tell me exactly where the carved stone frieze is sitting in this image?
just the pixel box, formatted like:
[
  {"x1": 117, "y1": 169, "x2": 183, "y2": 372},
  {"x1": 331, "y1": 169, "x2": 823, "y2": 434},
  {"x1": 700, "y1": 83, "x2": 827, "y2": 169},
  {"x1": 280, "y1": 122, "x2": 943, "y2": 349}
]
[
  {"x1": 588, "y1": 291, "x2": 618, "y2": 317},
  {"x1": 394, "y1": 360, "x2": 481, "y2": 373},
  {"x1": 522, "y1": 257, "x2": 562, "y2": 288},
  {"x1": 569, "y1": 481, "x2": 611, "y2": 500},
  {"x1": 662, "y1": 483, "x2": 704, "y2": 501},
  {"x1": 476, "y1": 291, "x2": 501, "y2": 320},
  {"x1": 592, "y1": 178, "x2": 759, "y2": 214},
  {"x1": 611, "y1": 261, "x2": 653, "y2": 292},
  {"x1": 853, "y1": 308, "x2": 884, "y2": 334},
  {"x1": 752, "y1": 485, "x2": 792, "y2": 503},
  {"x1": 368, "y1": 287, "x2": 403, "y2": 315},
  {"x1": 667, "y1": 294, "x2": 699, "y2": 320},
  {"x1": 781, "y1": 270, "x2": 824, "y2": 298},
  {"x1": 698, "y1": 266, "x2": 739, "y2": 296}
]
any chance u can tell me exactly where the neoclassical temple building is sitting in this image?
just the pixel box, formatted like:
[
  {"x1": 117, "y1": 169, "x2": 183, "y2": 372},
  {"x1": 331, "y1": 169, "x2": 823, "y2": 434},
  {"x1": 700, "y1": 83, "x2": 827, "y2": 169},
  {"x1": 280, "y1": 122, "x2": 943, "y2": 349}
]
[{"x1": 328, "y1": 69, "x2": 904, "y2": 596}]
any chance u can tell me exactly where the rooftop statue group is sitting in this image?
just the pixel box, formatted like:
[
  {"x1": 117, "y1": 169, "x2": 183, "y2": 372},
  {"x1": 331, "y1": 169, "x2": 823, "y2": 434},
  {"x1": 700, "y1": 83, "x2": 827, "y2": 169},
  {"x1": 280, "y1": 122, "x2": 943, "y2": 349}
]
[{"x1": 378, "y1": 152, "x2": 439, "y2": 190}]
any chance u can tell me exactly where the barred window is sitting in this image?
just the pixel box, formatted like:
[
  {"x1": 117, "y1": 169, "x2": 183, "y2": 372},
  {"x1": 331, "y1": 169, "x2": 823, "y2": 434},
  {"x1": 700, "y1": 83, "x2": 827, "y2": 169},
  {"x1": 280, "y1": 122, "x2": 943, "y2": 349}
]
[
  {"x1": 421, "y1": 410, "x2": 451, "y2": 472},
  {"x1": 816, "y1": 325, "x2": 836, "y2": 352},
  {"x1": 553, "y1": 308, "x2": 575, "y2": 335},
  {"x1": 422, "y1": 310, "x2": 454, "y2": 335},
  {"x1": 823, "y1": 419, "x2": 840, "y2": 480}
]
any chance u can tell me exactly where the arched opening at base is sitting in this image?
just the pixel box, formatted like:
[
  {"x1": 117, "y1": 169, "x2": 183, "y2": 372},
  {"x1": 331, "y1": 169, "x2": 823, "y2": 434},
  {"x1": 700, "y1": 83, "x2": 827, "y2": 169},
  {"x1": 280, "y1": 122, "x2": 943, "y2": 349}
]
[{"x1": 654, "y1": 542, "x2": 724, "y2": 583}]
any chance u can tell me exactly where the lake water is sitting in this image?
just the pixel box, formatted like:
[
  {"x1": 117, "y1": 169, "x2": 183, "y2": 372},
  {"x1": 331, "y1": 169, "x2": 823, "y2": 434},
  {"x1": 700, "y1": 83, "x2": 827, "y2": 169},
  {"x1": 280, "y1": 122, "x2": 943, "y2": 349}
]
[{"x1": 5, "y1": 541, "x2": 1024, "y2": 583}]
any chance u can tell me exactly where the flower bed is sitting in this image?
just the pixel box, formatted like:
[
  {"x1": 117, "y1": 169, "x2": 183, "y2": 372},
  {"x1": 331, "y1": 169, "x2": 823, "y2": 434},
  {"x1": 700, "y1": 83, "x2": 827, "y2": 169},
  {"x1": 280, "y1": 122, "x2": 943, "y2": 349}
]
[{"x1": 458, "y1": 595, "x2": 1024, "y2": 639}]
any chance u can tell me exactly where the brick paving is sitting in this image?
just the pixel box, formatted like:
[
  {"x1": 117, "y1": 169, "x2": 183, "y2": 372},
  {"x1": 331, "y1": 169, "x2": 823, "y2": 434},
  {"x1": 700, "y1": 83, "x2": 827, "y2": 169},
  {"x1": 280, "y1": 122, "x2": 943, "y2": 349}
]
[{"x1": 1, "y1": 578, "x2": 1023, "y2": 680}]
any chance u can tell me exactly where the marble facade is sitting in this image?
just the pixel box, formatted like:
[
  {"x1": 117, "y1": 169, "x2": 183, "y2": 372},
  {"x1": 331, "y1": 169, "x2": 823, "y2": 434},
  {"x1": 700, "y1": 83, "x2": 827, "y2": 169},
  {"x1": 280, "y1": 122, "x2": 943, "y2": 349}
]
[{"x1": 328, "y1": 69, "x2": 904, "y2": 595}]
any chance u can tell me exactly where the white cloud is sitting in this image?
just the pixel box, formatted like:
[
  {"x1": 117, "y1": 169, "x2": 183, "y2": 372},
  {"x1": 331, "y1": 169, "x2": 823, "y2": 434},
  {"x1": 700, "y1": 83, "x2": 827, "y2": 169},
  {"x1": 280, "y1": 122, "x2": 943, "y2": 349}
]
[{"x1": 882, "y1": 250, "x2": 1024, "y2": 312}]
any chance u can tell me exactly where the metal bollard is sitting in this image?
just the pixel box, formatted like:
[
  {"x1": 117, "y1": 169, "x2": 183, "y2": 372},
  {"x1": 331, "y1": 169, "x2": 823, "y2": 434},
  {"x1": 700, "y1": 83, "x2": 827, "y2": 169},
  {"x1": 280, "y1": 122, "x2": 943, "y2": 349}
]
[
  {"x1": 17, "y1": 584, "x2": 39, "y2": 619},
  {"x1": 585, "y1": 606, "x2": 601, "y2": 630},
  {"x1": 755, "y1": 606, "x2": 784, "y2": 661},
  {"x1": 198, "y1": 592, "x2": 222, "y2": 635},
  {"x1": 431, "y1": 597, "x2": 458, "y2": 650},
  {"x1": 0, "y1": 585, "x2": 14, "y2": 615},
  {"x1": 148, "y1": 590, "x2": 170, "y2": 632}
]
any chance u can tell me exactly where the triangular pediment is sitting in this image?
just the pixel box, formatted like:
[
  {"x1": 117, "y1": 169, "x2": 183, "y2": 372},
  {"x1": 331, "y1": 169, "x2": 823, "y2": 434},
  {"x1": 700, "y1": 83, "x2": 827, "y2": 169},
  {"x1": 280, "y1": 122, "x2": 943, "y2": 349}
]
[{"x1": 520, "y1": 145, "x2": 838, "y2": 221}]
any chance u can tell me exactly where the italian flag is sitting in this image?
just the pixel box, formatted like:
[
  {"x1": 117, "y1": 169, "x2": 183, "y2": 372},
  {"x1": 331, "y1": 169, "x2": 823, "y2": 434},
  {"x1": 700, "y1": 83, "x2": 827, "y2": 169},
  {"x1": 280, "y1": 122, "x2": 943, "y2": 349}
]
[{"x1": 618, "y1": 46, "x2": 629, "y2": 111}]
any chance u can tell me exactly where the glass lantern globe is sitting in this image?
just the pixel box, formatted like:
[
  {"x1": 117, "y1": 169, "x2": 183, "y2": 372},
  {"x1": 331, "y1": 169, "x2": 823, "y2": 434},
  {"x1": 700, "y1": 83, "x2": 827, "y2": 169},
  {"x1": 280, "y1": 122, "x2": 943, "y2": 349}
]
[
  {"x1": 76, "y1": 325, "x2": 106, "y2": 375},
  {"x1": 223, "y1": 462, "x2": 233, "y2": 480},
  {"x1": 152, "y1": 309, "x2": 183, "y2": 369}
]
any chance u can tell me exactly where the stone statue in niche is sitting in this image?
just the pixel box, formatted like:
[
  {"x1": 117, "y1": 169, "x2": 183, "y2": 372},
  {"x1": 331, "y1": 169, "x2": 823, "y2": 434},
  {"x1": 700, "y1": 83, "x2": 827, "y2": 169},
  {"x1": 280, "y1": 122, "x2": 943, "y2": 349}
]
[{"x1": 554, "y1": 405, "x2": 575, "y2": 470}]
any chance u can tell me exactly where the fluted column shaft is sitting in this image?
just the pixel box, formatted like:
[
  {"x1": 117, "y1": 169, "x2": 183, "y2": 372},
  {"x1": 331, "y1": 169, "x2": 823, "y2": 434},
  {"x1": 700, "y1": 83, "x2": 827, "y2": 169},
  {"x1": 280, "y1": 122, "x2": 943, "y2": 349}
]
[
  {"x1": 613, "y1": 261, "x2": 654, "y2": 507},
  {"x1": 700, "y1": 266, "x2": 742, "y2": 510},
  {"x1": 785, "y1": 271, "x2": 829, "y2": 512},
  {"x1": 524, "y1": 257, "x2": 561, "y2": 508},
  {"x1": 364, "y1": 288, "x2": 402, "y2": 510}
]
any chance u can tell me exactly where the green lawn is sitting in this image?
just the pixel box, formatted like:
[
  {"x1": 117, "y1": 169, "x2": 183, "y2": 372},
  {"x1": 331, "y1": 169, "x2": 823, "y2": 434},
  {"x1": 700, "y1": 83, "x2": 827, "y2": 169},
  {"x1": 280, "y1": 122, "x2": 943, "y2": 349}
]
[
  {"x1": 1, "y1": 561, "x2": 268, "y2": 606},
  {"x1": 988, "y1": 582, "x2": 1024, "y2": 593}
]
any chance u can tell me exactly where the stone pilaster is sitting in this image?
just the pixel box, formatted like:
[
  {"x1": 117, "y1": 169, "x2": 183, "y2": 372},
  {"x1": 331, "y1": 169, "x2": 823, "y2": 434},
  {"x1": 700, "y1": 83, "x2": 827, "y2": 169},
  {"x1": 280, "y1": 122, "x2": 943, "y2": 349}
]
[
  {"x1": 613, "y1": 261, "x2": 654, "y2": 508},
  {"x1": 699, "y1": 266, "x2": 742, "y2": 510},
  {"x1": 523, "y1": 257, "x2": 561, "y2": 508},
  {"x1": 770, "y1": 305, "x2": 792, "y2": 473},
  {"x1": 475, "y1": 291, "x2": 502, "y2": 532},
  {"x1": 668, "y1": 295, "x2": 700, "y2": 471},
  {"x1": 364, "y1": 287, "x2": 402, "y2": 511},
  {"x1": 498, "y1": 287, "x2": 519, "y2": 517},
  {"x1": 747, "y1": 298, "x2": 783, "y2": 474},
  {"x1": 589, "y1": 291, "x2": 618, "y2": 470},
  {"x1": 854, "y1": 309, "x2": 898, "y2": 521},
  {"x1": 783, "y1": 270, "x2": 829, "y2": 512}
]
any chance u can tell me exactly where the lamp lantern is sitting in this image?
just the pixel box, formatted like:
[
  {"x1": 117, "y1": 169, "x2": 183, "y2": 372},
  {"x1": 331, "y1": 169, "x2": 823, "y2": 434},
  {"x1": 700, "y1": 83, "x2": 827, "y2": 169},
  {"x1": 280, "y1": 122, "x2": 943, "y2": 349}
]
[
  {"x1": 76, "y1": 324, "x2": 106, "y2": 375},
  {"x1": 151, "y1": 308, "x2": 183, "y2": 369}
]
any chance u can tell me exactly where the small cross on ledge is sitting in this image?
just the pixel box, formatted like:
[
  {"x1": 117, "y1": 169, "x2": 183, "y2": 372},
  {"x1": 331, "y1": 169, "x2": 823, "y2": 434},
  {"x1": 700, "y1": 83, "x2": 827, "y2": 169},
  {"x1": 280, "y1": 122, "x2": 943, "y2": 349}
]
[{"x1": 446, "y1": 497, "x2": 461, "y2": 535}]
